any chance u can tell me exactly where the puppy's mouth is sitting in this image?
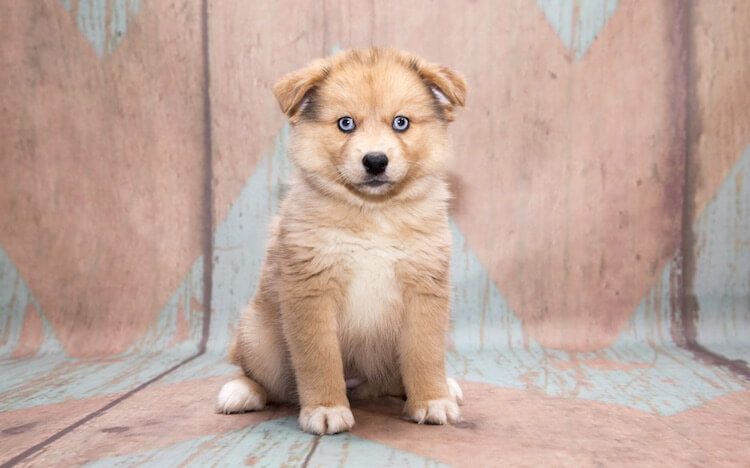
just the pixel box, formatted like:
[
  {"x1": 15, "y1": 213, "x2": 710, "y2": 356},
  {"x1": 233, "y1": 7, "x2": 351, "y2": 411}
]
[
  {"x1": 336, "y1": 168, "x2": 400, "y2": 198},
  {"x1": 359, "y1": 179, "x2": 391, "y2": 188}
]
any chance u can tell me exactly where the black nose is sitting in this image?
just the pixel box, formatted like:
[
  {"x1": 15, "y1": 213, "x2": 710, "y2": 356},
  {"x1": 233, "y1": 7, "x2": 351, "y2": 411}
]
[{"x1": 362, "y1": 152, "x2": 388, "y2": 175}]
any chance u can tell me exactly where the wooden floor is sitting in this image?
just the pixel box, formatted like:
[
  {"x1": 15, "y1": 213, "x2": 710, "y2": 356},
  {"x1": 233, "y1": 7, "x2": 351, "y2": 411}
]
[
  {"x1": 1, "y1": 341, "x2": 749, "y2": 465},
  {"x1": 1, "y1": 1, "x2": 749, "y2": 466}
]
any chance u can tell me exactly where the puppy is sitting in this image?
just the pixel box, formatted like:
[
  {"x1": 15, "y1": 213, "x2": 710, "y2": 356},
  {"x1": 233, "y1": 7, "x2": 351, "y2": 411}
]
[{"x1": 216, "y1": 48, "x2": 467, "y2": 435}]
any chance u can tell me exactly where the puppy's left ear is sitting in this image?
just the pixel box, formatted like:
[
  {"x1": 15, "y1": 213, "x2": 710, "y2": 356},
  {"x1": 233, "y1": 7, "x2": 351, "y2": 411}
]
[
  {"x1": 273, "y1": 58, "x2": 330, "y2": 121},
  {"x1": 418, "y1": 63, "x2": 467, "y2": 122}
]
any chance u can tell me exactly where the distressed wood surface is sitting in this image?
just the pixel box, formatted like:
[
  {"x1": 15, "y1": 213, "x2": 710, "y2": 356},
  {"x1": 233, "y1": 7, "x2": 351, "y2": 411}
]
[
  {"x1": 10, "y1": 378, "x2": 750, "y2": 466},
  {"x1": 208, "y1": 1, "x2": 326, "y2": 225},
  {"x1": 0, "y1": 0, "x2": 206, "y2": 358},
  {"x1": 446, "y1": 0, "x2": 686, "y2": 352},
  {"x1": 0, "y1": 0, "x2": 749, "y2": 466},
  {"x1": 688, "y1": 0, "x2": 750, "y2": 214},
  {"x1": 684, "y1": 0, "x2": 750, "y2": 363}
]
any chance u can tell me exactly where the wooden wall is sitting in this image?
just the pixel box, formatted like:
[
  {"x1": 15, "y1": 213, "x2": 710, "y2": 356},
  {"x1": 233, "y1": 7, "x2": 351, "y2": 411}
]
[
  {"x1": 1, "y1": 0, "x2": 748, "y2": 365},
  {"x1": 1, "y1": 1, "x2": 749, "y2": 464}
]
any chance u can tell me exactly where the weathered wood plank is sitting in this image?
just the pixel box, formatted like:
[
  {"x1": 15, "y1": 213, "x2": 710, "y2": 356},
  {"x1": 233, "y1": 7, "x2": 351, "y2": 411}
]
[
  {"x1": 14, "y1": 378, "x2": 750, "y2": 467},
  {"x1": 208, "y1": 0, "x2": 327, "y2": 225},
  {"x1": 443, "y1": 0, "x2": 687, "y2": 351},
  {"x1": 685, "y1": 0, "x2": 750, "y2": 363},
  {"x1": 0, "y1": 0, "x2": 748, "y2": 466},
  {"x1": 0, "y1": 0, "x2": 206, "y2": 357},
  {"x1": 0, "y1": 393, "x2": 115, "y2": 466},
  {"x1": 688, "y1": 0, "x2": 750, "y2": 214},
  {"x1": 351, "y1": 383, "x2": 750, "y2": 466},
  {"x1": 691, "y1": 147, "x2": 750, "y2": 362},
  {"x1": 0, "y1": 1, "x2": 207, "y2": 460}
]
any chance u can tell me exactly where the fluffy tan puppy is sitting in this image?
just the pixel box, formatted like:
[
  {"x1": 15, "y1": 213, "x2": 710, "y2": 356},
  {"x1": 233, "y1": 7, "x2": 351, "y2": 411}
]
[{"x1": 216, "y1": 48, "x2": 467, "y2": 435}]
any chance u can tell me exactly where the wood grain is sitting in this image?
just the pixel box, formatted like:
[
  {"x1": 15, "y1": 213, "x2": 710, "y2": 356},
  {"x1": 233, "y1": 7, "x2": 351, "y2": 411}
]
[{"x1": 0, "y1": 0, "x2": 206, "y2": 357}]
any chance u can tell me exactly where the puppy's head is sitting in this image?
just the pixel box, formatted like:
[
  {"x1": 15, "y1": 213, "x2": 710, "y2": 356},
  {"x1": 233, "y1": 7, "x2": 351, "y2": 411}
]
[{"x1": 274, "y1": 49, "x2": 466, "y2": 203}]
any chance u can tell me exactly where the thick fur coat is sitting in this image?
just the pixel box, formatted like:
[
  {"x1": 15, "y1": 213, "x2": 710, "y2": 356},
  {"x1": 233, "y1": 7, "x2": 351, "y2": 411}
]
[{"x1": 216, "y1": 48, "x2": 467, "y2": 435}]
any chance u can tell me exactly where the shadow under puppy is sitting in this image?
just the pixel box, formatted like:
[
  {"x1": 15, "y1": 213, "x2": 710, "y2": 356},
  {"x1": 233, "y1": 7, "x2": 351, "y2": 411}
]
[{"x1": 217, "y1": 48, "x2": 467, "y2": 435}]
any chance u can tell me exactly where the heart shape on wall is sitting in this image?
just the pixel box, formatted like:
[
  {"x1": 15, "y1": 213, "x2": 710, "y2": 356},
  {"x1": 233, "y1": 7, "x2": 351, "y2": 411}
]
[{"x1": 0, "y1": 2, "x2": 205, "y2": 356}]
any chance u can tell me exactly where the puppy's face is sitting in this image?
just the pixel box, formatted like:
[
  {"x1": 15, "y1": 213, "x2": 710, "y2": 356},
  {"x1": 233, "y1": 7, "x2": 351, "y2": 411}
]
[{"x1": 274, "y1": 49, "x2": 466, "y2": 203}]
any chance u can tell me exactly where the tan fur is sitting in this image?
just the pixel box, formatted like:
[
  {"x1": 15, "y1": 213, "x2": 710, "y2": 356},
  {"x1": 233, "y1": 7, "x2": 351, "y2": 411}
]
[{"x1": 217, "y1": 48, "x2": 467, "y2": 434}]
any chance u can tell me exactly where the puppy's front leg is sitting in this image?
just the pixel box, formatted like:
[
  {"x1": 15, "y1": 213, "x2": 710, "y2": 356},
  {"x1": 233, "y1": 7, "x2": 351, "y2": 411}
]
[
  {"x1": 282, "y1": 294, "x2": 353, "y2": 435},
  {"x1": 399, "y1": 291, "x2": 460, "y2": 425}
]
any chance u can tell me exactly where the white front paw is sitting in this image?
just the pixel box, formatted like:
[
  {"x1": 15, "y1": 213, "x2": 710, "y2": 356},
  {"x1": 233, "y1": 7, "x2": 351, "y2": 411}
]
[
  {"x1": 405, "y1": 398, "x2": 460, "y2": 425},
  {"x1": 299, "y1": 405, "x2": 355, "y2": 435}
]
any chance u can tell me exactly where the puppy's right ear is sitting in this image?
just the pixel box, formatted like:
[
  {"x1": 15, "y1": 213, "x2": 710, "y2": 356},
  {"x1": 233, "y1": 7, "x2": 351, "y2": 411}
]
[
  {"x1": 273, "y1": 58, "x2": 330, "y2": 121},
  {"x1": 416, "y1": 63, "x2": 467, "y2": 122}
]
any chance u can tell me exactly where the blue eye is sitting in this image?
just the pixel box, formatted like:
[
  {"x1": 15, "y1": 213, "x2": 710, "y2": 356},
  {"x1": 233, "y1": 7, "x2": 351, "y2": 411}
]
[
  {"x1": 337, "y1": 116, "x2": 356, "y2": 133},
  {"x1": 392, "y1": 116, "x2": 409, "y2": 132}
]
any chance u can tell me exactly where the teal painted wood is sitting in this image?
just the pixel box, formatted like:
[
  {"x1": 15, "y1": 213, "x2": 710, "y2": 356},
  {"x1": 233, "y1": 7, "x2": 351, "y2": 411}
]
[
  {"x1": 0, "y1": 125, "x2": 289, "y2": 409},
  {"x1": 0, "y1": 247, "x2": 63, "y2": 358},
  {"x1": 84, "y1": 417, "x2": 445, "y2": 467},
  {"x1": 159, "y1": 125, "x2": 294, "y2": 385},
  {"x1": 536, "y1": 0, "x2": 619, "y2": 60},
  {"x1": 308, "y1": 433, "x2": 446, "y2": 468},
  {"x1": 0, "y1": 252, "x2": 203, "y2": 411},
  {"x1": 448, "y1": 226, "x2": 746, "y2": 416},
  {"x1": 208, "y1": 125, "x2": 292, "y2": 355},
  {"x1": 693, "y1": 146, "x2": 750, "y2": 362},
  {"x1": 83, "y1": 417, "x2": 312, "y2": 467},
  {"x1": 0, "y1": 352, "x2": 187, "y2": 411},
  {"x1": 126, "y1": 257, "x2": 205, "y2": 354},
  {"x1": 59, "y1": 0, "x2": 140, "y2": 58}
]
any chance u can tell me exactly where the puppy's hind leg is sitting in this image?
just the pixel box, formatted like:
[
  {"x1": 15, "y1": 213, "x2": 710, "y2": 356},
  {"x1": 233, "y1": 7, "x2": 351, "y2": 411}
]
[
  {"x1": 217, "y1": 299, "x2": 294, "y2": 414},
  {"x1": 216, "y1": 375, "x2": 267, "y2": 414}
]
